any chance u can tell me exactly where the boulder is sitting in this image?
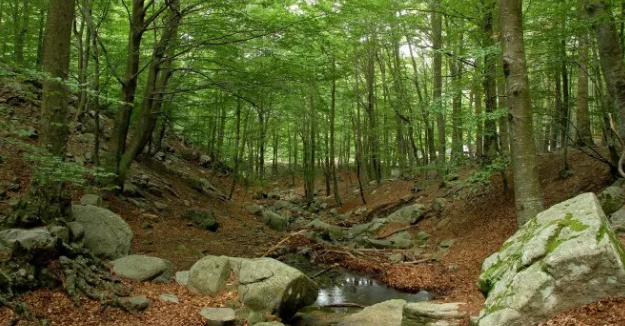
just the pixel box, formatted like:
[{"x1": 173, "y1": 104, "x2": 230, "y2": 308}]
[
  {"x1": 307, "y1": 219, "x2": 344, "y2": 241},
  {"x1": 0, "y1": 228, "x2": 56, "y2": 253},
  {"x1": 476, "y1": 193, "x2": 625, "y2": 326},
  {"x1": 273, "y1": 200, "x2": 291, "y2": 211},
  {"x1": 262, "y1": 210, "x2": 288, "y2": 231},
  {"x1": 184, "y1": 209, "x2": 220, "y2": 232},
  {"x1": 123, "y1": 182, "x2": 140, "y2": 197},
  {"x1": 610, "y1": 208, "x2": 625, "y2": 235},
  {"x1": 188, "y1": 256, "x2": 231, "y2": 295},
  {"x1": 200, "y1": 155, "x2": 212, "y2": 167},
  {"x1": 72, "y1": 205, "x2": 133, "y2": 259},
  {"x1": 111, "y1": 255, "x2": 172, "y2": 281},
  {"x1": 402, "y1": 302, "x2": 466, "y2": 326},
  {"x1": 200, "y1": 307, "x2": 236, "y2": 326},
  {"x1": 337, "y1": 299, "x2": 406, "y2": 326},
  {"x1": 387, "y1": 204, "x2": 427, "y2": 224},
  {"x1": 248, "y1": 204, "x2": 263, "y2": 216},
  {"x1": 598, "y1": 186, "x2": 624, "y2": 215},
  {"x1": 234, "y1": 257, "x2": 318, "y2": 320},
  {"x1": 80, "y1": 194, "x2": 103, "y2": 207}
]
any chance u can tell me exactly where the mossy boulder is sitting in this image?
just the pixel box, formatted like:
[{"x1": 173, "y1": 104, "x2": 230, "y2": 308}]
[
  {"x1": 183, "y1": 209, "x2": 219, "y2": 232},
  {"x1": 598, "y1": 186, "x2": 624, "y2": 216},
  {"x1": 476, "y1": 193, "x2": 625, "y2": 326}
]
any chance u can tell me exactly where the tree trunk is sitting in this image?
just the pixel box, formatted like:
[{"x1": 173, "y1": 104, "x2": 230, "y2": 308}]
[
  {"x1": 109, "y1": 0, "x2": 148, "y2": 181},
  {"x1": 330, "y1": 57, "x2": 341, "y2": 206},
  {"x1": 117, "y1": 0, "x2": 180, "y2": 183},
  {"x1": 585, "y1": 0, "x2": 625, "y2": 143},
  {"x1": 432, "y1": 0, "x2": 446, "y2": 166},
  {"x1": 483, "y1": 0, "x2": 499, "y2": 163},
  {"x1": 32, "y1": 0, "x2": 75, "y2": 222},
  {"x1": 576, "y1": 6, "x2": 594, "y2": 147},
  {"x1": 499, "y1": 0, "x2": 544, "y2": 227}
]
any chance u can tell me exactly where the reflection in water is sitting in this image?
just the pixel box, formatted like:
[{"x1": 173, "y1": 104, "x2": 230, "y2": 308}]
[{"x1": 314, "y1": 272, "x2": 432, "y2": 307}]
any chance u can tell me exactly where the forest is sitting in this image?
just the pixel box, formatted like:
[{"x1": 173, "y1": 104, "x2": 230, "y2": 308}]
[{"x1": 1, "y1": 0, "x2": 625, "y2": 325}]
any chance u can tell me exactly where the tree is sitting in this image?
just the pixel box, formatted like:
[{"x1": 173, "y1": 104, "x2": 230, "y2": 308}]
[
  {"x1": 499, "y1": 0, "x2": 544, "y2": 226},
  {"x1": 584, "y1": 0, "x2": 625, "y2": 145},
  {"x1": 31, "y1": 0, "x2": 75, "y2": 222}
]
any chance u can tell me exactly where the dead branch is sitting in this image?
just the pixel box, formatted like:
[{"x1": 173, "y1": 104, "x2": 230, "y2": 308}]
[
  {"x1": 262, "y1": 230, "x2": 307, "y2": 257},
  {"x1": 609, "y1": 113, "x2": 625, "y2": 178}
]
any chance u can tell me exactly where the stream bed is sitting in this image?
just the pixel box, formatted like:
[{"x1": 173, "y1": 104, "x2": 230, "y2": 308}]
[{"x1": 292, "y1": 270, "x2": 432, "y2": 326}]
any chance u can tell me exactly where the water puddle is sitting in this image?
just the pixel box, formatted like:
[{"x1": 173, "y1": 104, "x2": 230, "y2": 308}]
[{"x1": 313, "y1": 272, "x2": 432, "y2": 310}]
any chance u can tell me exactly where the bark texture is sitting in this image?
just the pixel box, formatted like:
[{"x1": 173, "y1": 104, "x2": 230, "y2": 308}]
[{"x1": 499, "y1": 0, "x2": 544, "y2": 226}]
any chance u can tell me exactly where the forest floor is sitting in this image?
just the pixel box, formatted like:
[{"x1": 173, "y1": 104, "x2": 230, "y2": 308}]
[{"x1": 1, "y1": 84, "x2": 625, "y2": 325}]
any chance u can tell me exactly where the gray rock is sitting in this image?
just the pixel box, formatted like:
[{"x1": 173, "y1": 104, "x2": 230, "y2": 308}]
[
  {"x1": 175, "y1": 270, "x2": 190, "y2": 286},
  {"x1": 80, "y1": 194, "x2": 103, "y2": 207},
  {"x1": 48, "y1": 226, "x2": 70, "y2": 243},
  {"x1": 123, "y1": 296, "x2": 151, "y2": 312},
  {"x1": 123, "y1": 182, "x2": 140, "y2": 197},
  {"x1": 402, "y1": 302, "x2": 466, "y2": 326},
  {"x1": 184, "y1": 209, "x2": 220, "y2": 232},
  {"x1": 0, "y1": 228, "x2": 56, "y2": 252},
  {"x1": 200, "y1": 155, "x2": 212, "y2": 167},
  {"x1": 439, "y1": 239, "x2": 455, "y2": 248},
  {"x1": 188, "y1": 256, "x2": 231, "y2": 296},
  {"x1": 610, "y1": 208, "x2": 625, "y2": 235},
  {"x1": 253, "y1": 323, "x2": 285, "y2": 326},
  {"x1": 476, "y1": 193, "x2": 625, "y2": 326},
  {"x1": 430, "y1": 198, "x2": 446, "y2": 213},
  {"x1": 306, "y1": 219, "x2": 344, "y2": 241},
  {"x1": 159, "y1": 294, "x2": 179, "y2": 303},
  {"x1": 273, "y1": 200, "x2": 291, "y2": 211},
  {"x1": 111, "y1": 255, "x2": 172, "y2": 281},
  {"x1": 154, "y1": 201, "x2": 170, "y2": 212},
  {"x1": 598, "y1": 186, "x2": 624, "y2": 215},
  {"x1": 200, "y1": 307, "x2": 236, "y2": 326},
  {"x1": 338, "y1": 299, "x2": 405, "y2": 326},
  {"x1": 72, "y1": 205, "x2": 133, "y2": 259},
  {"x1": 234, "y1": 257, "x2": 318, "y2": 320},
  {"x1": 387, "y1": 204, "x2": 427, "y2": 224},
  {"x1": 248, "y1": 204, "x2": 263, "y2": 216},
  {"x1": 262, "y1": 210, "x2": 288, "y2": 231}
]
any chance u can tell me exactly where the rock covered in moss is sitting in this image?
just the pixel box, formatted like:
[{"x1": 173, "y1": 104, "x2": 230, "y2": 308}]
[
  {"x1": 184, "y1": 209, "x2": 219, "y2": 232},
  {"x1": 476, "y1": 193, "x2": 625, "y2": 326},
  {"x1": 598, "y1": 186, "x2": 624, "y2": 215}
]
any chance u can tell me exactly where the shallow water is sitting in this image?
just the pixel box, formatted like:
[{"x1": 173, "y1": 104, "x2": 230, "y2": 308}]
[{"x1": 313, "y1": 271, "x2": 431, "y2": 309}]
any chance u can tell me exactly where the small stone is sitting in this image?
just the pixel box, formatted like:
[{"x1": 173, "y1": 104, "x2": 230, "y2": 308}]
[
  {"x1": 200, "y1": 307, "x2": 236, "y2": 326},
  {"x1": 154, "y1": 201, "x2": 170, "y2": 212},
  {"x1": 439, "y1": 239, "x2": 455, "y2": 248},
  {"x1": 124, "y1": 296, "x2": 151, "y2": 312},
  {"x1": 388, "y1": 253, "x2": 404, "y2": 263},
  {"x1": 143, "y1": 213, "x2": 161, "y2": 223},
  {"x1": 159, "y1": 294, "x2": 179, "y2": 304}
]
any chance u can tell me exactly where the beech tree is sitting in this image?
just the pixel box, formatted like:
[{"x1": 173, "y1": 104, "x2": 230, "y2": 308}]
[{"x1": 499, "y1": 0, "x2": 544, "y2": 226}]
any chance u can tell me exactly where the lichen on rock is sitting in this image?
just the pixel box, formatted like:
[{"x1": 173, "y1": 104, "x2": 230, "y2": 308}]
[{"x1": 476, "y1": 193, "x2": 625, "y2": 326}]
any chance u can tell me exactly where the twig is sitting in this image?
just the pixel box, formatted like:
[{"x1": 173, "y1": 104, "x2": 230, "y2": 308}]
[
  {"x1": 309, "y1": 265, "x2": 336, "y2": 279},
  {"x1": 262, "y1": 230, "x2": 307, "y2": 257}
]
